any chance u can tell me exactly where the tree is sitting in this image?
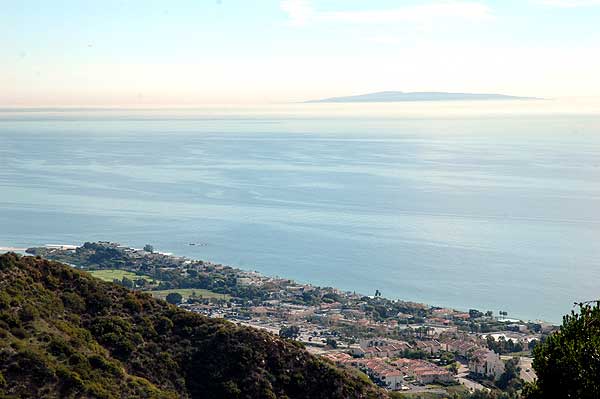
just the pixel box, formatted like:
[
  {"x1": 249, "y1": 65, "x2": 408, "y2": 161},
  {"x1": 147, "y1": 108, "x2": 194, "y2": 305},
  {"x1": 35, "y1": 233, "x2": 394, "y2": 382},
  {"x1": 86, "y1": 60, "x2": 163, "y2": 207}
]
[
  {"x1": 524, "y1": 302, "x2": 600, "y2": 398},
  {"x1": 527, "y1": 340, "x2": 537, "y2": 351},
  {"x1": 121, "y1": 277, "x2": 133, "y2": 289},
  {"x1": 279, "y1": 325, "x2": 300, "y2": 340},
  {"x1": 143, "y1": 244, "x2": 154, "y2": 253},
  {"x1": 325, "y1": 338, "x2": 338, "y2": 348},
  {"x1": 439, "y1": 351, "x2": 455, "y2": 366},
  {"x1": 497, "y1": 357, "x2": 521, "y2": 390},
  {"x1": 166, "y1": 292, "x2": 183, "y2": 305},
  {"x1": 448, "y1": 362, "x2": 459, "y2": 375},
  {"x1": 134, "y1": 278, "x2": 146, "y2": 288},
  {"x1": 486, "y1": 335, "x2": 499, "y2": 352}
]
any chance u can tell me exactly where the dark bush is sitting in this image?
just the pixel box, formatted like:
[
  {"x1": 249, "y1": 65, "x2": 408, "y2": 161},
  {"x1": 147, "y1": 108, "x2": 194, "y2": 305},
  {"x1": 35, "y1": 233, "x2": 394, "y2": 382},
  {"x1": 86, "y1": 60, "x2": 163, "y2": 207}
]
[{"x1": 18, "y1": 304, "x2": 39, "y2": 322}]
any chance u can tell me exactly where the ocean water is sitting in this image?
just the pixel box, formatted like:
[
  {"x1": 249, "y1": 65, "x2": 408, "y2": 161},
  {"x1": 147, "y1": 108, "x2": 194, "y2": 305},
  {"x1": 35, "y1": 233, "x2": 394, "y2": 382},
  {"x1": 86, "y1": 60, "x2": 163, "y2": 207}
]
[{"x1": 1, "y1": 102, "x2": 599, "y2": 323}]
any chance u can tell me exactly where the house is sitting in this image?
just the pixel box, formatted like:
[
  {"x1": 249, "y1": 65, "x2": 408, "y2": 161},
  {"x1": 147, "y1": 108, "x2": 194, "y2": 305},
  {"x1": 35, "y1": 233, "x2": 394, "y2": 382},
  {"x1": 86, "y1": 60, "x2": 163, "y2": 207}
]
[
  {"x1": 414, "y1": 369, "x2": 453, "y2": 385},
  {"x1": 468, "y1": 349, "x2": 505, "y2": 379},
  {"x1": 357, "y1": 338, "x2": 411, "y2": 358},
  {"x1": 444, "y1": 339, "x2": 480, "y2": 357},
  {"x1": 506, "y1": 324, "x2": 528, "y2": 333},
  {"x1": 415, "y1": 340, "x2": 443, "y2": 356},
  {"x1": 394, "y1": 359, "x2": 455, "y2": 385},
  {"x1": 355, "y1": 359, "x2": 405, "y2": 391},
  {"x1": 322, "y1": 352, "x2": 352, "y2": 365},
  {"x1": 378, "y1": 369, "x2": 404, "y2": 390}
]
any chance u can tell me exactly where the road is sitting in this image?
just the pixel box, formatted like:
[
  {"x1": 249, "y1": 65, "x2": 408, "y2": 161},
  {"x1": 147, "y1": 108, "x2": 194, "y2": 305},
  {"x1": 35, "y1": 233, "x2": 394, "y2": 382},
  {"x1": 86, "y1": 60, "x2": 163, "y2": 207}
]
[
  {"x1": 500, "y1": 355, "x2": 537, "y2": 383},
  {"x1": 457, "y1": 363, "x2": 489, "y2": 393},
  {"x1": 518, "y1": 357, "x2": 537, "y2": 383}
]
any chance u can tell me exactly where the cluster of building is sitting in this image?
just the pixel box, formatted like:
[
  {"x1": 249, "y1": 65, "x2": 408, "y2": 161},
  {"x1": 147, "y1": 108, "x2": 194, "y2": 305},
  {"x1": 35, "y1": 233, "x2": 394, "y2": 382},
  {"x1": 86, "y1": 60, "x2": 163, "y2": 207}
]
[
  {"x1": 28, "y1": 242, "x2": 546, "y2": 394},
  {"x1": 442, "y1": 339, "x2": 506, "y2": 379},
  {"x1": 324, "y1": 341, "x2": 455, "y2": 391},
  {"x1": 394, "y1": 358, "x2": 454, "y2": 385},
  {"x1": 351, "y1": 338, "x2": 412, "y2": 358},
  {"x1": 323, "y1": 333, "x2": 512, "y2": 392},
  {"x1": 323, "y1": 353, "x2": 405, "y2": 390}
]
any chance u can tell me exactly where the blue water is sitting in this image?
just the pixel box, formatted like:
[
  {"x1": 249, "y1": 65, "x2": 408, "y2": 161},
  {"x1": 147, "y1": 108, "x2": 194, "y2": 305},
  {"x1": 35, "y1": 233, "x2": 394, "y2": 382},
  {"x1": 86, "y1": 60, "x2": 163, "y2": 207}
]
[{"x1": 1, "y1": 107, "x2": 599, "y2": 323}]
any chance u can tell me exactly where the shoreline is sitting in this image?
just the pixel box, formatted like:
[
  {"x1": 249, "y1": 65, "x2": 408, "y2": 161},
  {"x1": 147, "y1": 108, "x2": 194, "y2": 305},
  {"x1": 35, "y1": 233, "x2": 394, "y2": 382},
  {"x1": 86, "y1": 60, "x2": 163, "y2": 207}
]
[
  {"x1": 2, "y1": 242, "x2": 555, "y2": 325},
  {"x1": 0, "y1": 246, "x2": 27, "y2": 252}
]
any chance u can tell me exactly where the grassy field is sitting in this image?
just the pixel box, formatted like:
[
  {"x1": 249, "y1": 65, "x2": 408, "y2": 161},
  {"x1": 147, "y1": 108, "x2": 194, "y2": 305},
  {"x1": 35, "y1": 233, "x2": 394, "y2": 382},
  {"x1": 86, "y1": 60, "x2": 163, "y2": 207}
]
[
  {"x1": 89, "y1": 269, "x2": 158, "y2": 283},
  {"x1": 390, "y1": 392, "x2": 446, "y2": 399},
  {"x1": 389, "y1": 384, "x2": 468, "y2": 399},
  {"x1": 147, "y1": 288, "x2": 230, "y2": 301},
  {"x1": 443, "y1": 385, "x2": 471, "y2": 396}
]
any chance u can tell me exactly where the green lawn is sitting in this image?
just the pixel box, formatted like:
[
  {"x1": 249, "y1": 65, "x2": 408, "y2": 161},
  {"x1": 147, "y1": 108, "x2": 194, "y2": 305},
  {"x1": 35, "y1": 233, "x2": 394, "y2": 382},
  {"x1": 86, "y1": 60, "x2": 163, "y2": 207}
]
[
  {"x1": 444, "y1": 385, "x2": 470, "y2": 395},
  {"x1": 146, "y1": 288, "x2": 230, "y2": 301},
  {"x1": 390, "y1": 392, "x2": 446, "y2": 399},
  {"x1": 89, "y1": 269, "x2": 158, "y2": 283}
]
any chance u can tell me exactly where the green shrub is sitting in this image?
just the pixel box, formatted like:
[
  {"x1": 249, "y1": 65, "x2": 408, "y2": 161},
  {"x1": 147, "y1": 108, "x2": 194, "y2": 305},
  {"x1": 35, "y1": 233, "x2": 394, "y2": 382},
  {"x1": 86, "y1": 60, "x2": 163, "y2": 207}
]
[
  {"x1": 123, "y1": 295, "x2": 142, "y2": 312},
  {"x1": 154, "y1": 316, "x2": 174, "y2": 334},
  {"x1": 0, "y1": 292, "x2": 11, "y2": 310},
  {"x1": 0, "y1": 252, "x2": 19, "y2": 270},
  {"x1": 0, "y1": 311, "x2": 20, "y2": 328},
  {"x1": 10, "y1": 326, "x2": 29, "y2": 339},
  {"x1": 18, "y1": 304, "x2": 39, "y2": 322},
  {"x1": 56, "y1": 366, "x2": 85, "y2": 392},
  {"x1": 85, "y1": 291, "x2": 112, "y2": 314},
  {"x1": 100, "y1": 332, "x2": 135, "y2": 359},
  {"x1": 48, "y1": 336, "x2": 74, "y2": 359},
  {"x1": 88, "y1": 354, "x2": 123, "y2": 377},
  {"x1": 61, "y1": 291, "x2": 86, "y2": 312},
  {"x1": 222, "y1": 380, "x2": 241, "y2": 397},
  {"x1": 85, "y1": 382, "x2": 113, "y2": 399},
  {"x1": 15, "y1": 348, "x2": 55, "y2": 382}
]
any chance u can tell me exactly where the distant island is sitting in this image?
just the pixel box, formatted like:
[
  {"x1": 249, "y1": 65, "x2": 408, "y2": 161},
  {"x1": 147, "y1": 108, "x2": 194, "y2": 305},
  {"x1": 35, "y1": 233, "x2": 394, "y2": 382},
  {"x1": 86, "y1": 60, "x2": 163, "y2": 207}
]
[{"x1": 306, "y1": 91, "x2": 538, "y2": 103}]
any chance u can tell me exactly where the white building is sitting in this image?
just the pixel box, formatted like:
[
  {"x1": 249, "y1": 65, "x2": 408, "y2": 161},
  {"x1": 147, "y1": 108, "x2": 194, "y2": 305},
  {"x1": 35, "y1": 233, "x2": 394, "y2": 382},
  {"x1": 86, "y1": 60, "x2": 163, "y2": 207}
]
[{"x1": 469, "y1": 349, "x2": 505, "y2": 379}]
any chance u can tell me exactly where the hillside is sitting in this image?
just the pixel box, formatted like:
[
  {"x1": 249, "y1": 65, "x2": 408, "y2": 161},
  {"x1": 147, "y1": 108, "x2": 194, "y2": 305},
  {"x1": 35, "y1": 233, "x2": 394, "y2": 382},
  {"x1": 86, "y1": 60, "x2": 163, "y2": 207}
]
[
  {"x1": 306, "y1": 91, "x2": 536, "y2": 103},
  {"x1": 0, "y1": 253, "x2": 385, "y2": 399}
]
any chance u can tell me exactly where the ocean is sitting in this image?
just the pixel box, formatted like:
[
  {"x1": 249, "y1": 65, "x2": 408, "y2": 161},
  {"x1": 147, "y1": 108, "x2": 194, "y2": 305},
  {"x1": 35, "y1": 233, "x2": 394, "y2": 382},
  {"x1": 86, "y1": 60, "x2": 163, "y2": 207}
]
[{"x1": 1, "y1": 101, "x2": 599, "y2": 323}]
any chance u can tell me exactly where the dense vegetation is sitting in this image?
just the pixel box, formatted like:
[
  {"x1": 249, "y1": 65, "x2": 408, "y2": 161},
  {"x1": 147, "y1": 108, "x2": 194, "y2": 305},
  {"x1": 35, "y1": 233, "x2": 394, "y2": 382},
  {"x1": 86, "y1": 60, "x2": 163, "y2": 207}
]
[
  {"x1": 29, "y1": 243, "x2": 273, "y2": 302},
  {"x1": 524, "y1": 302, "x2": 600, "y2": 399},
  {"x1": 0, "y1": 253, "x2": 385, "y2": 399}
]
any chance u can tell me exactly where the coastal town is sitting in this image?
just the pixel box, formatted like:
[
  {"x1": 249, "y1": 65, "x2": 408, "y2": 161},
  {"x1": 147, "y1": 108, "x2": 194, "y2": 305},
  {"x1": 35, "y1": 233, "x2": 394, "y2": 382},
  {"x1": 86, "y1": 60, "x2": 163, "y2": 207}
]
[{"x1": 25, "y1": 242, "x2": 553, "y2": 397}]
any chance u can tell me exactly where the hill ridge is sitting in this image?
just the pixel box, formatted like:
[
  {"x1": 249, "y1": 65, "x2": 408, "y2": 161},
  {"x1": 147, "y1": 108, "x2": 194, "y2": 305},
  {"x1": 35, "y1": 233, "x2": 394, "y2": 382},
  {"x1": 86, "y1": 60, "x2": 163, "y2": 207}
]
[{"x1": 0, "y1": 253, "x2": 384, "y2": 399}]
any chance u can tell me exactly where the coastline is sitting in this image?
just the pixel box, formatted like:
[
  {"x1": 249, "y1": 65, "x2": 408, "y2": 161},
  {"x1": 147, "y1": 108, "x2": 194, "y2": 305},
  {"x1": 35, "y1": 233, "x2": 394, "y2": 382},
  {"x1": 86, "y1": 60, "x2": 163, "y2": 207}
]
[
  {"x1": 0, "y1": 246, "x2": 27, "y2": 253},
  {"x1": 3, "y1": 242, "x2": 553, "y2": 325}
]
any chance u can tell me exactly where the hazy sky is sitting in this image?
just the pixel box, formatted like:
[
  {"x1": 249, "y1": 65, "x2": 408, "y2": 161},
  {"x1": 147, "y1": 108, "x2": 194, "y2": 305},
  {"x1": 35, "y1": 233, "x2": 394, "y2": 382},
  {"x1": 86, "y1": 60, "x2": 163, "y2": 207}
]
[{"x1": 3, "y1": 0, "x2": 600, "y2": 106}]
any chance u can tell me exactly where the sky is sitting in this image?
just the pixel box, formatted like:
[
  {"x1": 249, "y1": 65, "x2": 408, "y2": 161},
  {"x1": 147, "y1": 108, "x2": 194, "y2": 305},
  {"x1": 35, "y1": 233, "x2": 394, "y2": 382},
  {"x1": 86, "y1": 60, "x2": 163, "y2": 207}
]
[{"x1": 2, "y1": 0, "x2": 600, "y2": 106}]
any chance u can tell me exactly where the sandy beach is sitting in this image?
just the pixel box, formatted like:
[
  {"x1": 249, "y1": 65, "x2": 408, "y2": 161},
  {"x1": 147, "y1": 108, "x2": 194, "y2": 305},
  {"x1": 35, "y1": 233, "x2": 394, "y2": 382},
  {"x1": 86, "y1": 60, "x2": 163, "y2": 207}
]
[
  {"x1": 0, "y1": 246, "x2": 27, "y2": 251},
  {"x1": 0, "y1": 247, "x2": 28, "y2": 254}
]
